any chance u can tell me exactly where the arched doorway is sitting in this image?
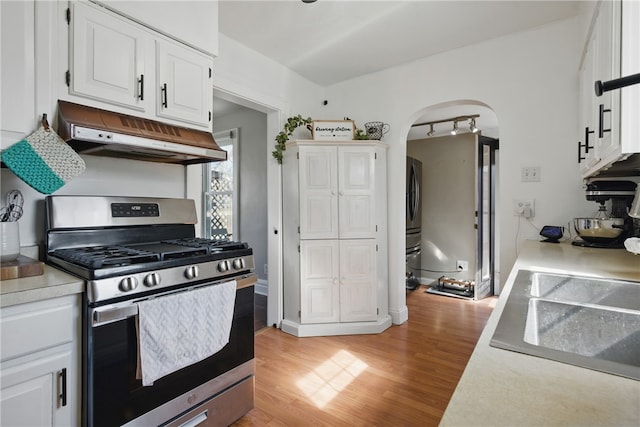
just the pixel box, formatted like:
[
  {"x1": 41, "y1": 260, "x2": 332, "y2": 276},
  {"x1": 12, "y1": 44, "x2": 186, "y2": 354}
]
[{"x1": 404, "y1": 100, "x2": 499, "y2": 300}]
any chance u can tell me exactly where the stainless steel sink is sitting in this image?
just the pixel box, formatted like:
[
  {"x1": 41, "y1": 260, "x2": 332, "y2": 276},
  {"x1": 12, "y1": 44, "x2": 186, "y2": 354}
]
[{"x1": 491, "y1": 270, "x2": 640, "y2": 380}]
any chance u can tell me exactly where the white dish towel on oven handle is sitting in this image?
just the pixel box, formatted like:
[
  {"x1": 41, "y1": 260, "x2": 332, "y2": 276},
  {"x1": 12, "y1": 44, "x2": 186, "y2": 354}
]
[{"x1": 136, "y1": 280, "x2": 237, "y2": 386}]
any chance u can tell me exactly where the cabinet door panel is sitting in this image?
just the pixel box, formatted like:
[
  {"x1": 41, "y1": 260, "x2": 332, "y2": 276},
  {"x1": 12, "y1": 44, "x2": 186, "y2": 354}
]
[
  {"x1": 339, "y1": 240, "x2": 377, "y2": 322},
  {"x1": 1, "y1": 350, "x2": 72, "y2": 427},
  {"x1": 1, "y1": 373, "x2": 53, "y2": 426},
  {"x1": 156, "y1": 40, "x2": 212, "y2": 127},
  {"x1": 71, "y1": 2, "x2": 146, "y2": 111},
  {"x1": 299, "y1": 147, "x2": 338, "y2": 239},
  {"x1": 593, "y1": 0, "x2": 621, "y2": 161},
  {"x1": 338, "y1": 147, "x2": 376, "y2": 238},
  {"x1": 1, "y1": 0, "x2": 35, "y2": 147},
  {"x1": 300, "y1": 240, "x2": 339, "y2": 324}
]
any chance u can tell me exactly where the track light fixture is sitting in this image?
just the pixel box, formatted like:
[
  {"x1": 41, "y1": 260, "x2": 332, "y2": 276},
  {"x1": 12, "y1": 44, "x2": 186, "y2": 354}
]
[
  {"x1": 413, "y1": 114, "x2": 480, "y2": 138},
  {"x1": 469, "y1": 118, "x2": 478, "y2": 133},
  {"x1": 450, "y1": 121, "x2": 459, "y2": 135}
]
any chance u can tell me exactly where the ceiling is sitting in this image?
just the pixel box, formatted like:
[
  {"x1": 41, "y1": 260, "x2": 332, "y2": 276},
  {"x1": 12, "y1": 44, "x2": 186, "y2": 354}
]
[
  {"x1": 218, "y1": 0, "x2": 581, "y2": 87},
  {"x1": 215, "y1": 0, "x2": 581, "y2": 137}
]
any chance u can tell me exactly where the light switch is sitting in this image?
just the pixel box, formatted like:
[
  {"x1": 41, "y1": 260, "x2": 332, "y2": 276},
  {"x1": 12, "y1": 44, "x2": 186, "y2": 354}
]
[{"x1": 521, "y1": 167, "x2": 540, "y2": 182}]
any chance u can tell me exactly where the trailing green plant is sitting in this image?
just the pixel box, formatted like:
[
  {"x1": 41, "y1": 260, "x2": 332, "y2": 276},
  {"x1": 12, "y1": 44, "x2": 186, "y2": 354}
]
[
  {"x1": 354, "y1": 128, "x2": 370, "y2": 140},
  {"x1": 272, "y1": 115, "x2": 313, "y2": 164}
]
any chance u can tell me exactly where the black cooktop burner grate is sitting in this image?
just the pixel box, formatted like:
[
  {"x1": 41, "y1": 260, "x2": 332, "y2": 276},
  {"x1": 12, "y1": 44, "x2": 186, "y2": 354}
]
[
  {"x1": 162, "y1": 238, "x2": 249, "y2": 252},
  {"x1": 50, "y1": 239, "x2": 250, "y2": 271},
  {"x1": 52, "y1": 246, "x2": 160, "y2": 269}
]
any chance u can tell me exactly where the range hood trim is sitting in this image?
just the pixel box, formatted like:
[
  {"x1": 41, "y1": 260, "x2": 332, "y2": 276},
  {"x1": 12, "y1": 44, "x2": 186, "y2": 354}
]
[
  {"x1": 71, "y1": 125, "x2": 226, "y2": 160},
  {"x1": 57, "y1": 100, "x2": 226, "y2": 164}
]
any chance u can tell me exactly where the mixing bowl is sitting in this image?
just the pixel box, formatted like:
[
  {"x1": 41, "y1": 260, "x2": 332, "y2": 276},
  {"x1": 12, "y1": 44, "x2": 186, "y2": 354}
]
[{"x1": 573, "y1": 218, "x2": 625, "y2": 243}]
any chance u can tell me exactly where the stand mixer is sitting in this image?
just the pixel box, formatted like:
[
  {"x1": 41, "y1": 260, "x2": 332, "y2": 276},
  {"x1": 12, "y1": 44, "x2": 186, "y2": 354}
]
[{"x1": 572, "y1": 180, "x2": 638, "y2": 248}]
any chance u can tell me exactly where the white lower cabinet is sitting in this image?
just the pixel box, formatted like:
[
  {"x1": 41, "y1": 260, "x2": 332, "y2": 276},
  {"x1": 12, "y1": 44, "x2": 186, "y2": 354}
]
[
  {"x1": 281, "y1": 140, "x2": 391, "y2": 337},
  {"x1": 0, "y1": 295, "x2": 80, "y2": 427},
  {"x1": 300, "y1": 239, "x2": 377, "y2": 325}
]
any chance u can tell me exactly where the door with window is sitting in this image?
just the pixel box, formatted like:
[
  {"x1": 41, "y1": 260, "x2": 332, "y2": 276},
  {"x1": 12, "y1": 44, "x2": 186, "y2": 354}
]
[{"x1": 204, "y1": 129, "x2": 238, "y2": 240}]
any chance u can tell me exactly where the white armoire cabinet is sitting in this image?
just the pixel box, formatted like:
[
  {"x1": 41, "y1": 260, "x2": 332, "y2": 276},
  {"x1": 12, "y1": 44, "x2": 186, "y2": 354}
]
[{"x1": 281, "y1": 140, "x2": 391, "y2": 337}]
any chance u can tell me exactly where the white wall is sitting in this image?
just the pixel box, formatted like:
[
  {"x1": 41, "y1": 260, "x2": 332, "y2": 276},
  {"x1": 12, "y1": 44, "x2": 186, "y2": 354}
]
[
  {"x1": 408, "y1": 134, "x2": 476, "y2": 283},
  {"x1": 322, "y1": 17, "x2": 593, "y2": 319},
  {"x1": 213, "y1": 107, "x2": 269, "y2": 284}
]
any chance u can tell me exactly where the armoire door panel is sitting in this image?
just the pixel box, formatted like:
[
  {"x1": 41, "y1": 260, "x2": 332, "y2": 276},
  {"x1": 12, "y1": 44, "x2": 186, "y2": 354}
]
[
  {"x1": 300, "y1": 240, "x2": 340, "y2": 324},
  {"x1": 299, "y1": 146, "x2": 339, "y2": 239}
]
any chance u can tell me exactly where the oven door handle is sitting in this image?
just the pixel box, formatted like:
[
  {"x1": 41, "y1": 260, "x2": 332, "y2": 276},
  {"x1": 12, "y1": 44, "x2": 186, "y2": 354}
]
[{"x1": 92, "y1": 273, "x2": 257, "y2": 327}]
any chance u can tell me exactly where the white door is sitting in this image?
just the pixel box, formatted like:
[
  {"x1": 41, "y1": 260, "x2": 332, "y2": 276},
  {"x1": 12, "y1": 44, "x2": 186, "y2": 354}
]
[
  {"x1": 338, "y1": 147, "x2": 376, "y2": 239},
  {"x1": 339, "y1": 240, "x2": 377, "y2": 322},
  {"x1": 156, "y1": 39, "x2": 212, "y2": 127},
  {"x1": 300, "y1": 240, "x2": 340, "y2": 324},
  {"x1": 71, "y1": 2, "x2": 147, "y2": 111},
  {"x1": 299, "y1": 146, "x2": 339, "y2": 239}
]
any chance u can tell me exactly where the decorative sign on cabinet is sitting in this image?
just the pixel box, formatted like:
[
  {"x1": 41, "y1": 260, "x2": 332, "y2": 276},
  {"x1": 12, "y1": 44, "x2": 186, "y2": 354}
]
[{"x1": 281, "y1": 140, "x2": 391, "y2": 337}]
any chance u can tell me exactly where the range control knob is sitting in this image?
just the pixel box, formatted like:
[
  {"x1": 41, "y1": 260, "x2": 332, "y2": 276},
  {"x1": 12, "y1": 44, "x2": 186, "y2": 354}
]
[
  {"x1": 119, "y1": 276, "x2": 138, "y2": 292},
  {"x1": 144, "y1": 272, "x2": 161, "y2": 287},
  {"x1": 184, "y1": 265, "x2": 199, "y2": 280},
  {"x1": 232, "y1": 258, "x2": 245, "y2": 270},
  {"x1": 217, "y1": 260, "x2": 229, "y2": 273}
]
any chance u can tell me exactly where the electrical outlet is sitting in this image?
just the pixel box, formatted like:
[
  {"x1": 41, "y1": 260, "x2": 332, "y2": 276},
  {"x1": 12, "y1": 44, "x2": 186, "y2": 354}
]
[
  {"x1": 521, "y1": 167, "x2": 540, "y2": 182},
  {"x1": 456, "y1": 260, "x2": 468, "y2": 272},
  {"x1": 264, "y1": 264, "x2": 268, "y2": 275},
  {"x1": 513, "y1": 199, "x2": 535, "y2": 218}
]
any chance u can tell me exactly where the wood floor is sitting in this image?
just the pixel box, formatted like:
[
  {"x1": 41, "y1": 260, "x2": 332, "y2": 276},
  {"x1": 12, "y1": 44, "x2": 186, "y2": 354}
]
[{"x1": 236, "y1": 287, "x2": 496, "y2": 426}]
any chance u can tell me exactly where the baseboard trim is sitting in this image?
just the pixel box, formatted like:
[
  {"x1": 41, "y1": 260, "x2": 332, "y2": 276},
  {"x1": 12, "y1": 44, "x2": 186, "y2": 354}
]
[
  {"x1": 389, "y1": 305, "x2": 408, "y2": 325},
  {"x1": 280, "y1": 315, "x2": 392, "y2": 337},
  {"x1": 255, "y1": 279, "x2": 268, "y2": 296}
]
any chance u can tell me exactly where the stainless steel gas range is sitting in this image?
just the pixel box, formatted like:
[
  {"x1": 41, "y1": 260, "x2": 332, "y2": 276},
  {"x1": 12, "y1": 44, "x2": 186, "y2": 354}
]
[{"x1": 45, "y1": 196, "x2": 256, "y2": 427}]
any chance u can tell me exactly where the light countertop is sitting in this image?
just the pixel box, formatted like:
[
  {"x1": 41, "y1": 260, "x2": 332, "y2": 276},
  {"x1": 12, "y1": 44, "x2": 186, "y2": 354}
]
[
  {"x1": 440, "y1": 240, "x2": 640, "y2": 426},
  {"x1": 0, "y1": 247, "x2": 83, "y2": 308}
]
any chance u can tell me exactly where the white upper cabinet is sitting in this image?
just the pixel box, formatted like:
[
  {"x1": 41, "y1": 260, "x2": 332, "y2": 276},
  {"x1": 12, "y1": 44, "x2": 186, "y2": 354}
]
[
  {"x1": 68, "y1": 1, "x2": 213, "y2": 129},
  {"x1": 71, "y1": 1, "x2": 148, "y2": 112},
  {"x1": 337, "y1": 147, "x2": 376, "y2": 239},
  {"x1": 579, "y1": 0, "x2": 639, "y2": 178},
  {"x1": 620, "y1": 0, "x2": 640, "y2": 154},
  {"x1": 299, "y1": 145, "x2": 376, "y2": 240},
  {"x1": 1, "y1": 0, "x2": 35, "y2": 148},
  {"x1": 156, "y1": 40, "x2": 213, "y2": 126},
  {"x1": 299, "y1": 146, "x2": 339, "y2": 239}
]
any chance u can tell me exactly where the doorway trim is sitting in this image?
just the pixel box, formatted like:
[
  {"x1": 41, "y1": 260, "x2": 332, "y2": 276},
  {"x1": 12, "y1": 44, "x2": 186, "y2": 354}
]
[{"x1": 212, "y1": 75, "x2": 289, "y2": 328}]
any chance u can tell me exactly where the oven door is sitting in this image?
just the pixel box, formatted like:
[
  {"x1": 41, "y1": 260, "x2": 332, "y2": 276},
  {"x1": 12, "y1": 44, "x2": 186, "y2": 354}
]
[{"x1": 85, "y1": 275, "x2": 256, "y2": 427}]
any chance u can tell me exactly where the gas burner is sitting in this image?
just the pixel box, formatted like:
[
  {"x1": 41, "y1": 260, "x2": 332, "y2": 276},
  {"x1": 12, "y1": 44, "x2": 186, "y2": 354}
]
[
  {"x1": 53, "y1": 246, "x2": 160, "y2": 268},
  {"x1": 162, "y1": 238, "x2": 249, "y2": 253}
]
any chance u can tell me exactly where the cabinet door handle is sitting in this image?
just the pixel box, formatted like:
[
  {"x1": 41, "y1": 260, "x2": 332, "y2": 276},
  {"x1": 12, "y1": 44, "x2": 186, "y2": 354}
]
[
  {"x1": 584, "y1": 127, "x2": 594, "y2": 153},
  {"x1": 161, "y1": 83, "x2": 168, "y2": 108},
  {"x1": 578, "y1": 141, "x2": 586, "y2": 163},
  {"x1": 598, "y1": 104, "x2": 611, "y2": 138},
  {"x1": 59, "y1": 368, "x2": 67, "y2": 407},
  {"x1": 138, "y1": 74, "x2": 144, "y2": 100}
]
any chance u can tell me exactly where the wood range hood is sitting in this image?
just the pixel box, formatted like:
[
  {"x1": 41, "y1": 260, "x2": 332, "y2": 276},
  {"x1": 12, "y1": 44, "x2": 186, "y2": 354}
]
[{"x1": 57, "y1": 100, "x2": 227, "y2": 165}]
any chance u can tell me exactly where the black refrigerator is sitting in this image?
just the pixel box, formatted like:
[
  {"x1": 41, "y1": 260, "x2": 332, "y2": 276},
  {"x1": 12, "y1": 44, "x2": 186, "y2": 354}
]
[{"x1": 406, "y1": 156, "x2": 422, "y2": 290}]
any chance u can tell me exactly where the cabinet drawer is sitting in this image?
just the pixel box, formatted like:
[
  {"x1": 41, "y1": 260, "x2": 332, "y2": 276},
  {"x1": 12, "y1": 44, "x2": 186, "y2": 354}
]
[{"x1": 1, "y1": 297, "x2": 74, "y2": 362}]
